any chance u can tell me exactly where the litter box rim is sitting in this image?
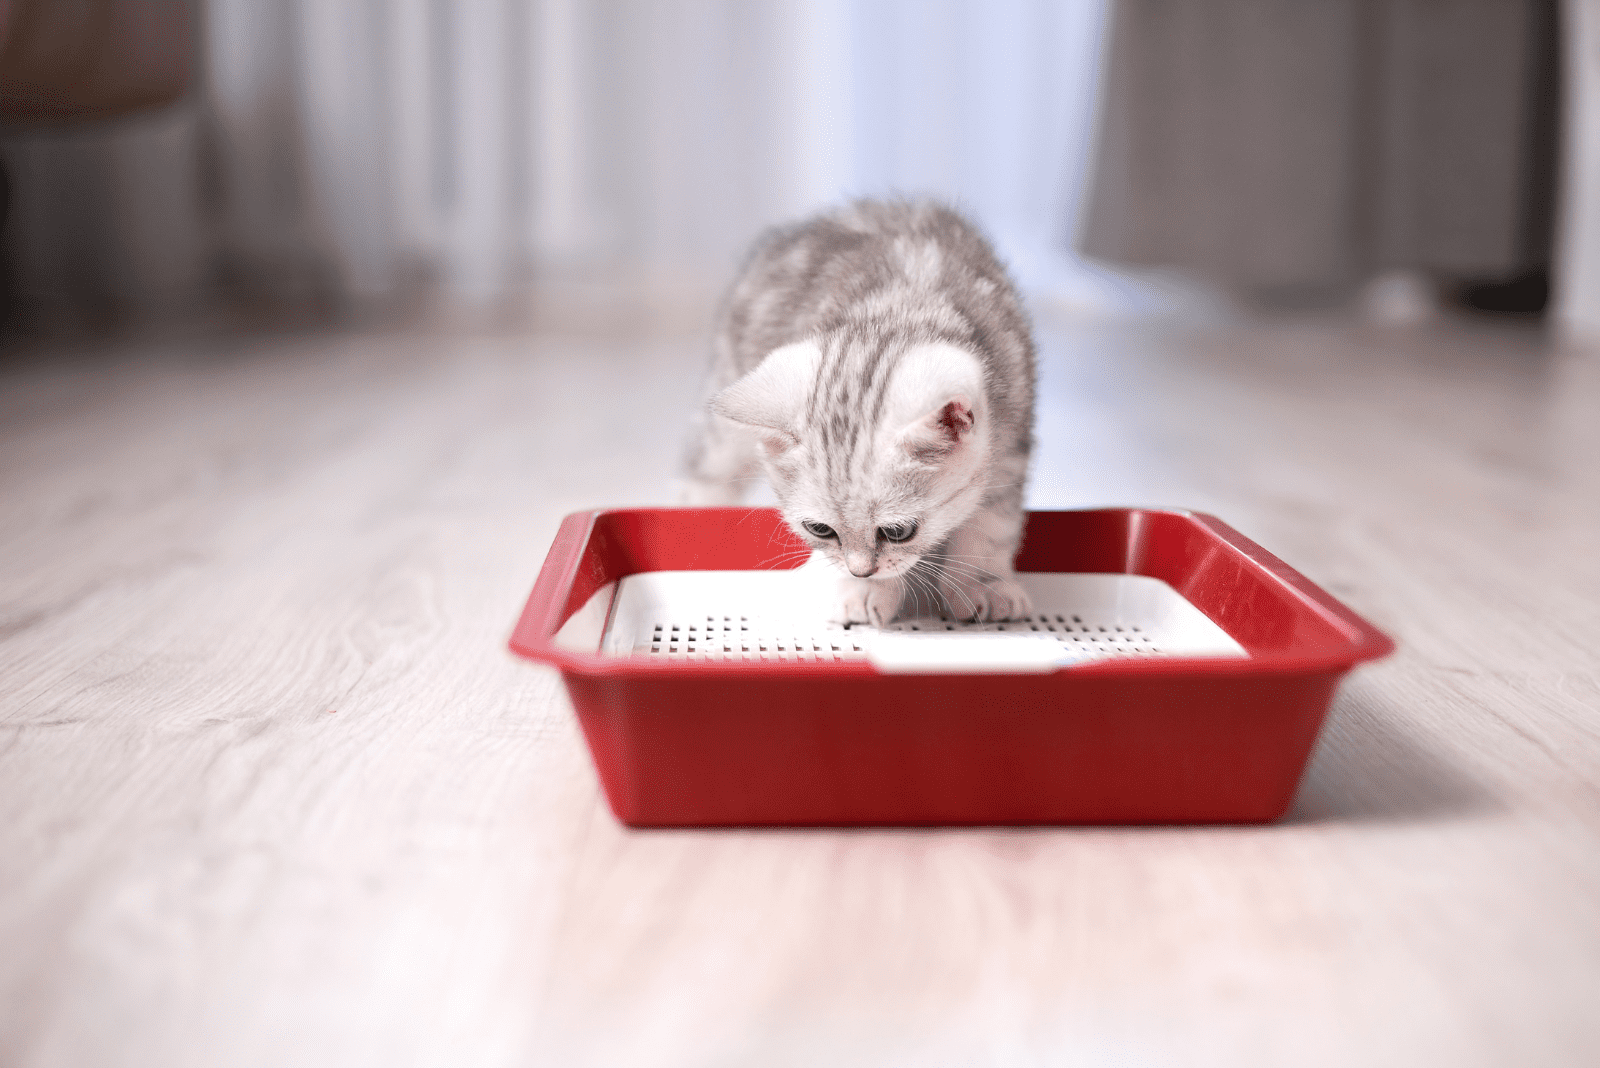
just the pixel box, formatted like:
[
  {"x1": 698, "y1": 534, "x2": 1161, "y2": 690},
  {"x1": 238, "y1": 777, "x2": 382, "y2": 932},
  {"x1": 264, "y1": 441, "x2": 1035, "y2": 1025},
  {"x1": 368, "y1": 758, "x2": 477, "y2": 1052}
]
[{"x1": 508, "y1": 506, "x2": 1395, "y2": 679}]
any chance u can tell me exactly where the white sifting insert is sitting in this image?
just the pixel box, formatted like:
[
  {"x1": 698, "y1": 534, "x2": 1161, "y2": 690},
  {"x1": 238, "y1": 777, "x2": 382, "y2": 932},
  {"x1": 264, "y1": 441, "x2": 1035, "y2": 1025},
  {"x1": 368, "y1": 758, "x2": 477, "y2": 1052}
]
[{"x1": 557, "y1": 557, "x2": 1247, "y2": 673}]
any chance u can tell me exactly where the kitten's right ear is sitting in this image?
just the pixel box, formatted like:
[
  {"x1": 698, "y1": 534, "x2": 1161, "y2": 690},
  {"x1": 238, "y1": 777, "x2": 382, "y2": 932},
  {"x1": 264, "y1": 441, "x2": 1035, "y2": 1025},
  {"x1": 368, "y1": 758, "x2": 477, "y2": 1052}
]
[{"x1": 709, "y1": 341, "x2": 820, "y2": 454}]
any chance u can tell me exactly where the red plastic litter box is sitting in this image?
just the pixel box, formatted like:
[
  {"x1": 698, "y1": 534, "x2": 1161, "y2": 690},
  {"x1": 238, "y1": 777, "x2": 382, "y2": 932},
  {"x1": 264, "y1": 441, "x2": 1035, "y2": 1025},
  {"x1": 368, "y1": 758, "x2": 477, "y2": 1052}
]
[{"x1": 509, "y1": 508, "x2": 1393, "y2": 827}]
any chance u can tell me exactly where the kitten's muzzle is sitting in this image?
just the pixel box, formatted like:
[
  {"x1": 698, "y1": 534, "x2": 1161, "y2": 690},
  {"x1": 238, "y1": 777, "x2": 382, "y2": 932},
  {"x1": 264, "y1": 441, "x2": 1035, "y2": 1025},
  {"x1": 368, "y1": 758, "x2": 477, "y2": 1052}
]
[{"x1": 845, "y1": 551, "x2": 878, "y2": 578}]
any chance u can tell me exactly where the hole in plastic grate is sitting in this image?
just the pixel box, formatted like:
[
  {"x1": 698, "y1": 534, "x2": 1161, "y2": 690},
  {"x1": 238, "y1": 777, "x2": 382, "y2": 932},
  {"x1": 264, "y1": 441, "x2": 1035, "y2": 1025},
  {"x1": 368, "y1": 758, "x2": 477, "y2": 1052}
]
[
  {"x1": 595, "y1": 570, "x2": 1243, "y2": 664},
  {"x1": 640, "y1": 621, "x2": 869, "y2": 662},
  {"x1": 635, "y1": 613, "x2": 1165, "y2": 661}
]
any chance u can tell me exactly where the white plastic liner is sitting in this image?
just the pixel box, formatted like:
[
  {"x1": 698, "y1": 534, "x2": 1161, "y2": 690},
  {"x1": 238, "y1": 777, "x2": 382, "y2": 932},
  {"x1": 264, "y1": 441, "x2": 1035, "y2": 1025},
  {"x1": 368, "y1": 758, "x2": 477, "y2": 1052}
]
[{"x1": 556, "y1": 557, "x2": 1246, "y2": 673}]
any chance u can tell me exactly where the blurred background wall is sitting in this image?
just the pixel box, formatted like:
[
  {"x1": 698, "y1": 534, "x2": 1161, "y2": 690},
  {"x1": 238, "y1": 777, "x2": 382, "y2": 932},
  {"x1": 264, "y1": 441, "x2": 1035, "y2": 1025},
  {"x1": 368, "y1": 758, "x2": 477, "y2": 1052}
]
[
  {"x1": 0, "y1": 0, "x2": 1591, "y2": 332},
  {"x1": 0, "y1": 0, "x2": 1111, "y2": 325}
]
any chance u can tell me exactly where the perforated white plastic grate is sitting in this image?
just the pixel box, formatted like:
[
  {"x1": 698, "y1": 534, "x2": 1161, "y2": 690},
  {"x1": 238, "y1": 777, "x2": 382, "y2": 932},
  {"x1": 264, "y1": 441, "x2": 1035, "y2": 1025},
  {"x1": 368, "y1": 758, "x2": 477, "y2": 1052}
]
[{"x1": 554, "y1": 558, "x2": 1248, "y2": 673}]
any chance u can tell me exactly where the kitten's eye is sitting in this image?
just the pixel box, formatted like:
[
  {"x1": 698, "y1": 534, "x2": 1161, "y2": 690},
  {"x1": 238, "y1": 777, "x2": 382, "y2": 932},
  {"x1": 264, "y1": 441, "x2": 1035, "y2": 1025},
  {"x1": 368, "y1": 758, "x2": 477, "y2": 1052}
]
[
  {"x1": 877, "y1": 521, "x2": 918, "y2": 543},
  {"x1": 802, "y1": 520, "x2": 837, "y2": 539}
]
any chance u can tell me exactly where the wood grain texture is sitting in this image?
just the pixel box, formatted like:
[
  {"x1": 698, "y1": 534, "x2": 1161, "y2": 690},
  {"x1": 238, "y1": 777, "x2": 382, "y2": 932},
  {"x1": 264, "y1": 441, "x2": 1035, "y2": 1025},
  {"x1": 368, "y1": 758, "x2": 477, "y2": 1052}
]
[{"x1": 1, "y1": 310, "x2": 1597, "y2": 1067}]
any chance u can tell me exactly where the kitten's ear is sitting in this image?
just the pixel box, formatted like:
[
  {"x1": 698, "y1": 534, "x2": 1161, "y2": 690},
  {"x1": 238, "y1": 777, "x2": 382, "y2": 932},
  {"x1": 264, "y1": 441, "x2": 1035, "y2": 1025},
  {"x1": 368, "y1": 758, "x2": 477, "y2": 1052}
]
[
  {"x1": 710, "y1": 340, "x2": 821, "y2": 454},
  {"x1": 901, "y1": 396, "x2": 976, "y2": 462},
  {"x1": 891, "y1": 343, "x2": 984, "y2": 463}
]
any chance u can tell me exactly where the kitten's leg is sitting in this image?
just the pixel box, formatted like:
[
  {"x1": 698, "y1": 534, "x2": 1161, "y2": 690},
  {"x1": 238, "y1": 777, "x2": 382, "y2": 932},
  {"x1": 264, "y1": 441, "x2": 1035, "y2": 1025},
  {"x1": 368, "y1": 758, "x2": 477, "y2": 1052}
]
[
  {"x1": 680, "y1": 411, "x2": 760, "y2": 505},
  {"x1": 936, "y1": 462, "x2": 1033, "y2": 622},
  {"x1": 834, "y1": 575, "x2": 905, "y2": 628}
]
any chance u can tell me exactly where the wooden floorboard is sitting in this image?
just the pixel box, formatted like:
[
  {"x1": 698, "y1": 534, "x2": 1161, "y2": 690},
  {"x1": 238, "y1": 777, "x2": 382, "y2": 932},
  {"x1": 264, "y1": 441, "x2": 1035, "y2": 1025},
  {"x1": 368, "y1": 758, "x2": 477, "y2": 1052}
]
[{"x1": 1, "y1": 310, "x2": 1596, "y2": 1067}]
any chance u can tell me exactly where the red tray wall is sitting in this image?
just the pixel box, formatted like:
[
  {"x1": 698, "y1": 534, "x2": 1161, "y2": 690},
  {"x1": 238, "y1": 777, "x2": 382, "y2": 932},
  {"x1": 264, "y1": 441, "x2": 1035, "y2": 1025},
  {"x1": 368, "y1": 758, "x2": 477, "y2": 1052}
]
[{"x1": 509, "y1": 508, "x2": 1393, "y2": 826}]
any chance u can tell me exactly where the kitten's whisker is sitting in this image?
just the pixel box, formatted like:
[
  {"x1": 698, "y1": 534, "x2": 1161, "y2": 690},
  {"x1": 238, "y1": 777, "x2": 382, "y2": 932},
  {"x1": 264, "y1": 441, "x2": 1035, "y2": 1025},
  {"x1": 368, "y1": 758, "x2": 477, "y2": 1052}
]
[
  {"x1": 933, "y1": 555, "x2": 1010, "y2": 576},
  {"x1": 904, "y1": 569, "x2": 940, "y2": 616},
  {"x1": 932, "y1": 554, "x2": 999, "y2": 568},
  {"x1": 757, "y1": 551, "x2": 815, "y2": 570},
  {"x1": 929, "y1": 558, "x2": 1002, "y2": 584},
  {"x1": 909, "y1": 576, "x2": 944, "y2": 620},
  {"x1": 931, "y1": 564, "x2": 981, "y2": 620}
]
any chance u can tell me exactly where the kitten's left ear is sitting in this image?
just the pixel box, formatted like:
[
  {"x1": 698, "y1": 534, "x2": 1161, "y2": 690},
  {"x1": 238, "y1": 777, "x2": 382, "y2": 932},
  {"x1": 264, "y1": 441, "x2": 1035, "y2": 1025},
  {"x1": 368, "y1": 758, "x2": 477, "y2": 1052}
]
[
  {"x1": 900, "y1": 395, "x2": 976, "y2": 462},
  {"x1": 891, "y1": 343, "x2": 984, "y2": 462},
  {"x1": 710, "y1": 340, "x2": 821, "y2": 453}
]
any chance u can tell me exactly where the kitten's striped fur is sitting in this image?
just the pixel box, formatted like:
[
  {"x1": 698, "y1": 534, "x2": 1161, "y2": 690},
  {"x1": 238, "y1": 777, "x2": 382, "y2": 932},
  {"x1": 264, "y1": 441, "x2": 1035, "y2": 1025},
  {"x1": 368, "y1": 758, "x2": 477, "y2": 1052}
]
[{"x1": 684, "y1": 199, "x2": 1036, "y2": 625}]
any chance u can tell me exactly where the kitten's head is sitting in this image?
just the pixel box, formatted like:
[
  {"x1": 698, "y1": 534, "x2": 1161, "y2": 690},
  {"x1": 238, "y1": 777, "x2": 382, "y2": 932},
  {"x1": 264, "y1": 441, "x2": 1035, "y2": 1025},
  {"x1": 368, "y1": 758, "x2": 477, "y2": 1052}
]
[{"x1": 711, "y1": 337, "x2": 990, "y2": 579}]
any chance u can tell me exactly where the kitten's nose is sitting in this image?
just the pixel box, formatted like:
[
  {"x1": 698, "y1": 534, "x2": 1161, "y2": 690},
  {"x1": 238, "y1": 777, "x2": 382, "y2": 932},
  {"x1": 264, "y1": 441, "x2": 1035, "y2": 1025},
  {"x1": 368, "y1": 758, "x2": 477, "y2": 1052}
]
[{"x1": 846, "y1": 552, "x2": 877, "y2": 577}]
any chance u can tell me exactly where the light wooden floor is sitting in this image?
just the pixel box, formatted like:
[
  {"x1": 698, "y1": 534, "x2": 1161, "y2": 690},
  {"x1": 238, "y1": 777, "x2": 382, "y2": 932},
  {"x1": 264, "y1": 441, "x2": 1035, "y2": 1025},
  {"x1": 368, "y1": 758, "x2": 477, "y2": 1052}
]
[{"x1": 1, "y1": 303, "x2": 1597, "y2": 1067}]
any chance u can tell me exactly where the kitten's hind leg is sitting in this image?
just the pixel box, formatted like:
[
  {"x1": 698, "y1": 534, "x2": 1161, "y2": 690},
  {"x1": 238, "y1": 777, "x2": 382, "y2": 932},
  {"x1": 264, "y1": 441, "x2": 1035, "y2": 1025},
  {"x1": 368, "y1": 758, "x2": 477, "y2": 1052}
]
[
  {"x1": 680, "y1": 412, "x2": 760, "y2": 505},
  {"x1": 935, "y1": 493, "x2": 1033, "y2": 623}
]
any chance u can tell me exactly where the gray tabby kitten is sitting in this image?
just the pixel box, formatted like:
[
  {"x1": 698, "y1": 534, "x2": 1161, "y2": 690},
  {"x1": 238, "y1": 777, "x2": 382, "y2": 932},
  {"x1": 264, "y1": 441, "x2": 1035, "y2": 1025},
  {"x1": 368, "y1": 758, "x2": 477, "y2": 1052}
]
[{"x1": 683, "y1": 199, "x2": 1036, "y2": 626}]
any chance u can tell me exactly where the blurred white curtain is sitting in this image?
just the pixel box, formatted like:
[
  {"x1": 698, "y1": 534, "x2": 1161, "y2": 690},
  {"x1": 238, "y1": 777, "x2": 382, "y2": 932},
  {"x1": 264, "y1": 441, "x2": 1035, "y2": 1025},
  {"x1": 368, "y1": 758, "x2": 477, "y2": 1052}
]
[{"x1": 4, "y1": 0, "x2": 1111, "y2": 317}]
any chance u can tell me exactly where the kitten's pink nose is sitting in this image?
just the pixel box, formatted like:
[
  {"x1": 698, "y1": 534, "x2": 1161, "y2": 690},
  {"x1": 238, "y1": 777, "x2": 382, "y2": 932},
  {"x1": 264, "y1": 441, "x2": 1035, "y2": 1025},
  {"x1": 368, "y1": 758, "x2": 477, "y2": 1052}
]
[{"x1": 846, "y1": 552, "x2": 877, "y2": 577}]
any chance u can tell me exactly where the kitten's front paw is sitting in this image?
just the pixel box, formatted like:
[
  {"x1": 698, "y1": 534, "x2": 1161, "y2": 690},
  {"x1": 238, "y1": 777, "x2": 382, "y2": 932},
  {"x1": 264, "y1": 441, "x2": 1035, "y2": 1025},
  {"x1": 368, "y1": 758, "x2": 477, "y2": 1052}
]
[
  {"x1": 833, "y1": 576, "x2": 905, "y2": 628},
  {"x1": 938, "y1": 572, "x2": 1034, "y2": 622}
]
